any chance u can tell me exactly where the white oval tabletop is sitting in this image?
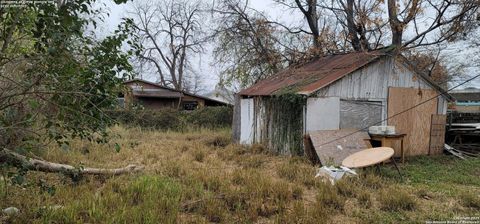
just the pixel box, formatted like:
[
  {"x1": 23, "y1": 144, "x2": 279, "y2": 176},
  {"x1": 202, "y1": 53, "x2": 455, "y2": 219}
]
[{"x1": 342, "y1": 147, "x2": 395, "y2": 168}]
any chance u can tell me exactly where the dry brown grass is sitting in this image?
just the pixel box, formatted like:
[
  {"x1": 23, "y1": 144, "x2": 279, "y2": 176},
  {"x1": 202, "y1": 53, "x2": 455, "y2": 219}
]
[{"x1": 0, "y1": 125, "x2": 479, "y2": 223}]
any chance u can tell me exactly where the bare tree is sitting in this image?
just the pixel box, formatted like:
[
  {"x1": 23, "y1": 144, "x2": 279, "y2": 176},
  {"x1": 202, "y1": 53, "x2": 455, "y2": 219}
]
[
  {"x1": 274, "y1": 0, "x2": 325, "y2": 52},
  {"x1": 212, "y1": 0, "x2": 285, "y2": 88},
  {"x1": 387, "y1": 0, "x2": 479, "y2": 50},
  {"x1": 316, "y1": 0, "x2": 387, "y2": 51},
  {"x1": 130, "y1": 0, "x2": 208, "y2": 90},
  {"x1": 275, "y1": 0, "x2": 478, "y2": 52}
]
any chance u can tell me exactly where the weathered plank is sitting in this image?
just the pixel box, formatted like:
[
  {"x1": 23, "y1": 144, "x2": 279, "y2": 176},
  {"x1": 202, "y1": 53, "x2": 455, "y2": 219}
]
[
  {"x1": 429, "y1": 114, "x2": 447, "y2": 155},
  {"x1": 232, "y1": 94, "x2": 241, "y2": 143}
]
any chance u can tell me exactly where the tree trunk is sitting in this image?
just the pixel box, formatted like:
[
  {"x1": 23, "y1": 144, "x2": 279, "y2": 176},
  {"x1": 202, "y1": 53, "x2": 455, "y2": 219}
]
[
  {"x1": 345, "y1": 0, "x2": 361, "y2": 51},
  {"x1": 391, "y1": 28, "x2": 403, "y2": 48},
  {"x1": 387, "y1": 0, "x2": 406, "y2": 50},
  {"x1": 0, "y1": 149, "x2": 144, "y2": 177},
  {"x1": 295, "y1": 0, "x2": 321, "y2": 50}
]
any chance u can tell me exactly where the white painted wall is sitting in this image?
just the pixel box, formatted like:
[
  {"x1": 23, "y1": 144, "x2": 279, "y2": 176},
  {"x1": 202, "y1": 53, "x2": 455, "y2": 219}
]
[
  {"x1": 240, "y1": 98, "x2": 254, "y2": 144},
  {"x1": 306, "y1": 97, "x2": 340, "y2": 131}
]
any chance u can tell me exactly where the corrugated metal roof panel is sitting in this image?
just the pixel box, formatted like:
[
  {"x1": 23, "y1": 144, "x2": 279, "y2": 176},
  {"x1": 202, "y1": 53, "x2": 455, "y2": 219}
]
[{"x1": 239, "y1": 51, "x2": 385, "y2": 96}]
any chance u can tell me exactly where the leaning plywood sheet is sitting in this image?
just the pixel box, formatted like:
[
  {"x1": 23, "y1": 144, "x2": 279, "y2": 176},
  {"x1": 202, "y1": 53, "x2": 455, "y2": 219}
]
[
  {"x1": 309, "y1": 129, "x2": 370, "y2": 166},
  {"x1": 387, "y1": 87, "x2": 438, "y2": 156}
]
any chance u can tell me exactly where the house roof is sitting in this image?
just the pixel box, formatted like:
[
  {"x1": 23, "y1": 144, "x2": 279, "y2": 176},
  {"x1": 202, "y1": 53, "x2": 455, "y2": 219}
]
[
  {"x1": 239, "y1": 49, "x2": 453, "y2": 100},
  {"x1": 124, "y1": 79, "x2": 231, "y2": 105},
  {"x1": 450, "y1": 89, "x2": 480, "y2": 102},
  {"x1": 239, "y1": 50, "x2": 385, "y2": 96}
]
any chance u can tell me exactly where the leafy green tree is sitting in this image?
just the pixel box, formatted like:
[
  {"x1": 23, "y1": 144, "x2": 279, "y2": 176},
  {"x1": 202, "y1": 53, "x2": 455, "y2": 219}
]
[{"x1": 0, "y1": 0, "x2": 142, "y2": 176}]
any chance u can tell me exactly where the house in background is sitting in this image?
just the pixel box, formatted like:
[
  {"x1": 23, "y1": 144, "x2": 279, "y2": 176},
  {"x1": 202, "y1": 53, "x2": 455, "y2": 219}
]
[
  {"x1": 120, "y1": 79, "x2": 230, "y2": 110},
  {"x1": 204, "y1": 85, "x2": 235, "y2": 105},
  {"x1": 233, "y1": 49, "x2": 453, "y2": 162},
  {"x1": 450, "y1": 88, "x2": 480, "y2": 113}
]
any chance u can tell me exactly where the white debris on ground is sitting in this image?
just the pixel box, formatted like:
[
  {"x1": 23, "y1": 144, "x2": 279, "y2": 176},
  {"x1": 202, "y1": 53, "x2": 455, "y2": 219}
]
[
  {"x1": 2, "y1": 207, "x2": 19, "y2": 216},
  {"x1": 315, "y1": 166, "x2": 357, "y2": 185}
]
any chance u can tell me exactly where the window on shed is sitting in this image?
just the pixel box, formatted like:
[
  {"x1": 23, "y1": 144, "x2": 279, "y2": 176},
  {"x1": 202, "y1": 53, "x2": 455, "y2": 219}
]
[{"x1": 340, "y1": 100, "x2": 382, "y2": 129}]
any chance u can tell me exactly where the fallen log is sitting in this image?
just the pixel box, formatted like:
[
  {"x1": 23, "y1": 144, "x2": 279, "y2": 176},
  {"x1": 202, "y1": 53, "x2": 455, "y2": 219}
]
[{"x1": 0, "y1": 148, "x2": 144, "y2": 176}]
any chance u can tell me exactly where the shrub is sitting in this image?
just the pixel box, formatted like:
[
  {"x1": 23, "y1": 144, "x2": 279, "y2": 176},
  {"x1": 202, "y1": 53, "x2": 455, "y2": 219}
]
[
  {"x1": 105, "y1": 106, "x2": 232, "y2": 131},
  {"x1": 378, "y1": 187, "x2": 416, "y2": 211},
  {"x1": 184, "y1": 107, "x2": 233, "y2": 129}
]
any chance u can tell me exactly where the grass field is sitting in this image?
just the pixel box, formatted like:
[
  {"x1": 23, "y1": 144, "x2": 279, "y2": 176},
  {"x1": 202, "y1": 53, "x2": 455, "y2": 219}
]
[{"x1": 1, "y1": 126, "x2": 479, "y2": 223}]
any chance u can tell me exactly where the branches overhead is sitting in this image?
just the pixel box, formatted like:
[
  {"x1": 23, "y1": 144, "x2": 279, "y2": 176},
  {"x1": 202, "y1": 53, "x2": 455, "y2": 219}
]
[
  {"x1": 212, "y1": 0, "x2": 285, "y2": 88},
  {"x1": 130, "y1": 0, "x2": 208, "y2": 91},
  {"x1": 274, "y1": 0, "x2": 479, "y2": 51},
  {"x1": 211, "y1": 0, "x2": 478, "y2": 89}
]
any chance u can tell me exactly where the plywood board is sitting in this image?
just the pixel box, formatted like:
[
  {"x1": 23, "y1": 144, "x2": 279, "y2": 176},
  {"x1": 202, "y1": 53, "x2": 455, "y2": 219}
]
[
  {"x1": 340, "y1": 100, "x2": 382, "y2": 129},
  {"x1": 387, "y1": 87, "x2": 438, "y2": 156},
  {"x1": 309, "y1": 129, "x2": 370, "y2": 166},
  {"x1": 429, "y1": 114, "x2": 446, "y2": 155},
  {"x1": 306, "y1": 97, "x2": 340, "y2": 131}
]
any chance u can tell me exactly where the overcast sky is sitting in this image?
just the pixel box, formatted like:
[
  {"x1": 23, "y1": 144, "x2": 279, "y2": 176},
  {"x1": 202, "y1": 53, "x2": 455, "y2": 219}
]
[{"x1": 96, "y1": 0, "x2": 480, "y2": 92}]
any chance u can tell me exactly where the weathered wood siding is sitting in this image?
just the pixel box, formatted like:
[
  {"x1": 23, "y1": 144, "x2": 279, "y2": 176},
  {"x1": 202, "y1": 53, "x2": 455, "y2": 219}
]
[
  {"x1": 315, "y1": 57, "x2": 431, "y2": 100},
  {"x1": 232, "y1": 94, "x2": 241, "y2": 143}
]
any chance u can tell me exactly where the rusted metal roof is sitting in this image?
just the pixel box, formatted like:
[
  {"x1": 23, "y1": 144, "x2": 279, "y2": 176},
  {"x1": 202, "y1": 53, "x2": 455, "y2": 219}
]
[
  {"x1": 239, "y1": 51, "x2": 385, "y2": 96},
  {"x1": 124, "y1": 79, "x2": 231, "y2": 105}
]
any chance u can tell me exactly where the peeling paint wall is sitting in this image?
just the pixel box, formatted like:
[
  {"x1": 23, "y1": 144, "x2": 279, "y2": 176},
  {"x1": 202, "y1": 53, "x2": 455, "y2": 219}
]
[{"x1": 306, "y1": 97, "x2": 340, "y2": 131}]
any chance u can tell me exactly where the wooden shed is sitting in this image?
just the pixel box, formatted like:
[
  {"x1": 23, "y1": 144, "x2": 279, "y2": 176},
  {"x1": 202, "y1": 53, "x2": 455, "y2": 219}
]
[
  {"x1": 233, "y1": 49, "x2": 453, "y2": 160},
  {"x1": 122, "y1": 79, "x2": 230, "y2": 110}
]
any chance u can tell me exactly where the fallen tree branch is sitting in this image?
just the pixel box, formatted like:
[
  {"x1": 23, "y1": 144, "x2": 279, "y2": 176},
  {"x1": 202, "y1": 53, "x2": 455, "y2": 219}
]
[{"x1": 0, "y1": 148, "x2": 144, "y2": 176}]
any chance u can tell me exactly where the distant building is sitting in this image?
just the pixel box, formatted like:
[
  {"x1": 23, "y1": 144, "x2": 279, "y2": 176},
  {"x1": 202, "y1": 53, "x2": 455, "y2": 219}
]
[
  {"x1": 204, "y1": 85, "x2": 235, "y2": 105},
  {"x1": 450, "y1": 88, "x2": 480, "y2": 113},
  {"x1": 120, "y1": 79, "x2": 229, "y2": 110}
]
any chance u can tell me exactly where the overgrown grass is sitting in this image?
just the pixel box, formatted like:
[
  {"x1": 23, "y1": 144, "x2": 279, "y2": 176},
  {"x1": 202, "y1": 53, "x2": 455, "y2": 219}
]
[{"x1": 0, "y1": 125, "x2": 479, "y2": 223}]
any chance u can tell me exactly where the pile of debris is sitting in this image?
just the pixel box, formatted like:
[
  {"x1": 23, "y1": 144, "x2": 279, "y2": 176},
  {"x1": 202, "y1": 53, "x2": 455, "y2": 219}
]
[{"x1": 446, "y1": 112, "x2": 480, "y2": 158}]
